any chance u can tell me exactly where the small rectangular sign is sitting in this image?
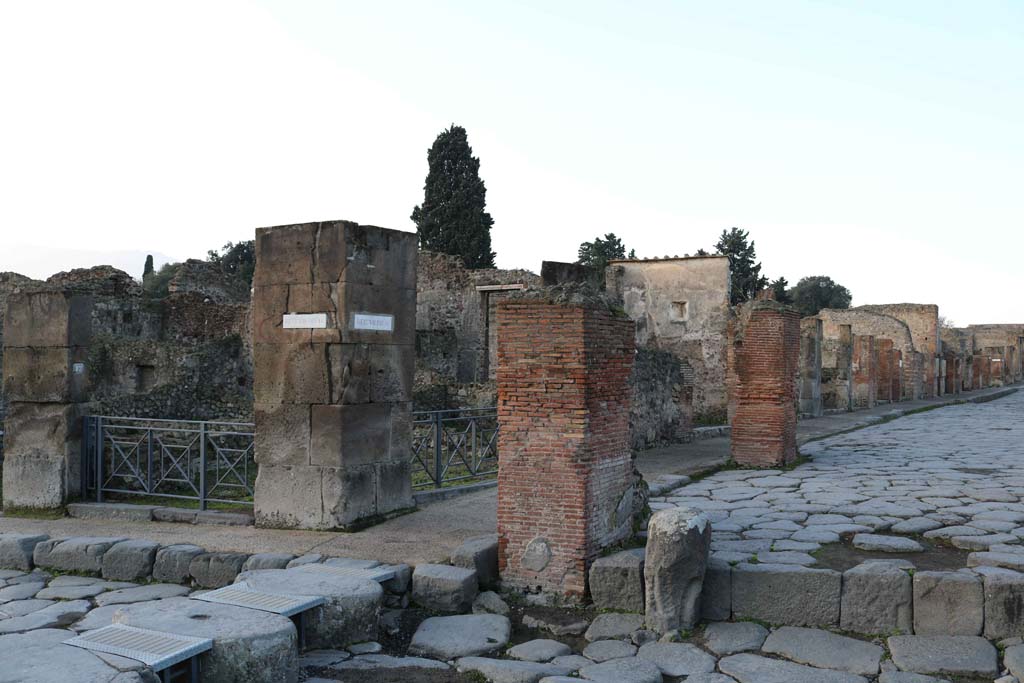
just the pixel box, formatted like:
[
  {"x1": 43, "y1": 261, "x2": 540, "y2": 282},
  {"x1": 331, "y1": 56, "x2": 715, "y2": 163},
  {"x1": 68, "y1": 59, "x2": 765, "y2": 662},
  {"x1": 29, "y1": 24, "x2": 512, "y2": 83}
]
[
  {"x1": 283, "y1": 313, "x2": 328, "y2": 329},
  {"x1": 72, "y1": 362, "x2": 86, "y2": 375},
  {"x1": 353, "y1": 313, "x2": 394, "y2": 332}
]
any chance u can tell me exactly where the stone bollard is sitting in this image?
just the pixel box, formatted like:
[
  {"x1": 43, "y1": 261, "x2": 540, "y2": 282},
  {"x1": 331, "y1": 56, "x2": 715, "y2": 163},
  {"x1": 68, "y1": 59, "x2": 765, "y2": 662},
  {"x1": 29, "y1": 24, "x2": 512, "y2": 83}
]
[{"x1": 644, "y1": 507, "x2": 711, "y2": 633}]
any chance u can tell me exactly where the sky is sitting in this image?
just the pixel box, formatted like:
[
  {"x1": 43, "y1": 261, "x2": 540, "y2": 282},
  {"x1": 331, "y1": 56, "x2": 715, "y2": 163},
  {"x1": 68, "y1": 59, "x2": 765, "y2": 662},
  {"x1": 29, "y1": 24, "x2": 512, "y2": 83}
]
[{"x1": 1, "y1": 1, "x2": 1021, "y2": 324}]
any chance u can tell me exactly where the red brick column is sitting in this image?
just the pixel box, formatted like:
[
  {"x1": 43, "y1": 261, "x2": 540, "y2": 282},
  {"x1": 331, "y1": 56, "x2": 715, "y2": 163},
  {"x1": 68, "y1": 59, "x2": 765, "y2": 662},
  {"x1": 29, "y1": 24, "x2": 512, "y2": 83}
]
[
  {"x1": 730, "y1": 302, "x2": 800, "y2": 468},
  {"x1": 852, "y1": 335, "x2": 877, "y2": 409},
  {"x1": 876, "y1": 338, "x2": 894, "y2": 402},
  {"x1": 496, "y1": 299, "x2": 635, "y2": 598},
  {"x1": 893, "y1": 350, "x2": 904, "y2": 401}
]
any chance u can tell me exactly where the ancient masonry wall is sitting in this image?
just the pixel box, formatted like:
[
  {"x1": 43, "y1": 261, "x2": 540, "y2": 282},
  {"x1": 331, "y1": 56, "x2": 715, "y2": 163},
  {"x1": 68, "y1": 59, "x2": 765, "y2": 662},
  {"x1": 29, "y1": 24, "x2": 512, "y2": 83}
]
[
  {"x1": 875, "y1": 338, "x2": 895, "y2": 403},
  {"x1": 729, "y1": 302, "x2": 800, "y2": 467},
  {"x1": 852, "y1": 335, "x2": 877, "y2": 409},
  {"x1": 496, "y1": 299, "x2": 636, "y2": 598},
  {"x1": 818, "y1": 308, "x2": 920, "y2": 400},
  {"x1": 821, "y1": 323, "x2": 853, "y2": 411},
  {"x1": 799, "y1": 317, "x2": 823, "y2": 416},
  {"x1": 251, "y1": 220, "x2": 416, "y2": 530},
  {"x1": 858, "y1": 304, "x2": 939, "y2": 398}
]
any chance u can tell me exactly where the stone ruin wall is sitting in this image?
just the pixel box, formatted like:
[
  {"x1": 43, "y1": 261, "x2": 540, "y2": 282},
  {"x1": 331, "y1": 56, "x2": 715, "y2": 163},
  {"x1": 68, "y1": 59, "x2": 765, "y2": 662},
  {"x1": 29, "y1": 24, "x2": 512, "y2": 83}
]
[{"x1": 858, "y1": 303, "x2": 939, "y2": 397}]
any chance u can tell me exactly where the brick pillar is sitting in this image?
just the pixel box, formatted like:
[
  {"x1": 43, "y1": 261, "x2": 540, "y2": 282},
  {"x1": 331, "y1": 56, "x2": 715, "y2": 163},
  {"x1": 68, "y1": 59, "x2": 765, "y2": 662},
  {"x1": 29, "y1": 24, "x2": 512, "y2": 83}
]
[
  {"x1": 496, "y1": 299, "x2": 635, "y2": 598},
  {"x1": 852, "y1": 335, "x2": 876, "y2": 409},
  {"x1": 1, "y1": 291, "x2": 93, "y2": 512},
  {"x1": 893, "y1": 350, "x2": 904, "y2": 401},
  {"x1": 251, "y1": 220, "x2": 416, "y2": 530},
  {"x1": 798, "y1": 318, "x2": 823, "y2": 416},
  {"x1": 875, "y1": 338, "x2": 894, "y2": 402},
  {"x1": 730, "y1": 302, "x2": 800, "y2": 467}
]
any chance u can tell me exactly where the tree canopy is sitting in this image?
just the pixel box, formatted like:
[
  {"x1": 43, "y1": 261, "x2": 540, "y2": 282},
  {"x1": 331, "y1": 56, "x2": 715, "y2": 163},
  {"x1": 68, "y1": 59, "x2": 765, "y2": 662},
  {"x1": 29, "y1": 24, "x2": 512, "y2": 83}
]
[
  {"x1": 789, "y1": 275, "x2": 853, "y2": 317},
  {"x1": 411, "y1": 125, "x2": 495, "y2": 269},
  {"x1": 715, "y1": 227, "x2": 768, "y2": 305},
  {"x1": 770, "y1": 276, "x2": 793, "y2": 304},
  {"x1": 207, "y1": 240, "x2": 255, "y2": 287},
  {"x1": 577, "y1": 233, "x2": 635, "y2": 272}
]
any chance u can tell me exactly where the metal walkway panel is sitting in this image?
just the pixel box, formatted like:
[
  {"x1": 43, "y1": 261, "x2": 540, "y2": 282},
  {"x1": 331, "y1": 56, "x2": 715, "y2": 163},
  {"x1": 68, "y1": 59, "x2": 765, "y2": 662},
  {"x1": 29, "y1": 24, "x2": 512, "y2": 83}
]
[
  {"x1": 191, "y1": 581, "x2": 325, "y2": 617},
  {"x1": 64, "y1": 624, "x2": 212, "y2": 671},
  {"x1": 295, "y1": 563, "x2": 396, "y2": 583}
]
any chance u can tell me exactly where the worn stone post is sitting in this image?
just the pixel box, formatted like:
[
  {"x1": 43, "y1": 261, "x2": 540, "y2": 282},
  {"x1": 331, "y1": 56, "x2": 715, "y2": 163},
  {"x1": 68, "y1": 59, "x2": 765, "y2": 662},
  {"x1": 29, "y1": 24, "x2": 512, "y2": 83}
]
[
  {"x1": 730, "y1": 302, "x2": 800, "y2": 468},
  {"x1": 876, "y1": 338, "x2": 894, "y2": 403},
  {"x1": 798, "y1": 318, "x2": 823, "y2": 416},
  {"x1": 852, "y1": 335, "x2": 876, "y2": 409},
  {"x1": 1, "y1": 291, "x2": 93, "y2": 512},
  {"x1": 251, "y1": 220, "x2": 416, "y2": 530},
  {"x1": 496, "y1": 297, "x2": 636, "y2": 599}
]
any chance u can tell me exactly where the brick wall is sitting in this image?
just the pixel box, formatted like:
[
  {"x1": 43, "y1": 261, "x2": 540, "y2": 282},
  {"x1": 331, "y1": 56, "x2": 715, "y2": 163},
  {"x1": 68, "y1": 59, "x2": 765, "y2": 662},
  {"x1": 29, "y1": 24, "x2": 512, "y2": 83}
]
[
  {"x1": 496, "y1": 299, "x2": 635, "y2": 598},
  {"x1": 875, "y1": 338, "x2": 894, "y2": 402},
  {"x1": 852, "y1": 335, "x2": 877, "y2": 409},
  {"x1": 729, "y1": 302, "x2": 800, "y2": 467}
]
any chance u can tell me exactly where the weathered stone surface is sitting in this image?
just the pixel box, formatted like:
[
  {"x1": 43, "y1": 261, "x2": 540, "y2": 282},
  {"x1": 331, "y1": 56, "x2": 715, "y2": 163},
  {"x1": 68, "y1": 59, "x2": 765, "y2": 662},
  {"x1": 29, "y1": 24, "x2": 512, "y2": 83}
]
[
  {"x1": 189, "y1": 552, "x2": 249, "y2": 588},
  {"x1": 327, "y1": 653, "x2": 448, "y2": 671},
  {"x1": 0, "y1": 600, "x2": 91, "y2": 634},
  {"x1": 877, "y1": 674, "x2": 951, "y2": 683},
  {"x1": 841, "y1": 561, "x2": 913, "y2": 634},
  {"x1": 510, "y1": 639, "x2": 573, "y2": 662},
  {"x1": 523, "y1": 612, "x2": 590, "y2": 637},
  {"x1": 644, "y1": 507, "x2": 711, "y2": 632},
  {"x1": 912, "y1": 571, "x2": 983, "y2": 635},
  {"x1": 761, "y1": 626, "x2": 883, "y2": 675},
  {"x1": 35, "y1": 583, "x2": 108, "y2": 600},
  {"x1": 457, "y1": 657, "x2": 573, "y2": 683},
  {"x1": 582, "y1": 638, "x2": 636, "y2": 662},
  {"x1": 719, "y1": 653, "x2": 868, "y2": 683},
  {"x1": 967, "y1": 551, "x2": 1024, "y2": 571},
  {"x1": 236, "y1": 568, "x2": 382, "y2": 648},
  {"x1": 94, "y1": 583, "x2": 191, "y2": 606},
  {"x1": 112, "y1": 596, "x2": 297, "y2": 683},
  {"x1": 887, "y1": 635, "x2": 997, "y2": 677},
  {"x1": 101, "y1": 539, "x2": 159, "y2": 581},
  {"x1": 684, "y1": 676, "x2": 740, "y2": 683},
  {"x1": 241, "y1": 553, "x2": 295, "y2": 572},
  {"x1": 408, "y1": 614, "x2": 511, "y2": 659},
  {"x1": 0, "y1": 628, "x2": 149, "y2": 682},
  {"x1": 66, "y1": 503, "x2": 159, "y2": 522},
  {"x1": 0, "y1": 598, "x2": 54, "y2": 618},
  {"x1": 589, "y1": 548, "x2": 645, "y2": 613},
  {"x1": 973, "y1": 566, "x2": 1024, "y2": 639},
  {"x1": 0, "y1": 533, "x2": 48, "y2": 571},
  {"x1": 578, "y1": 657, "x2": 664, "y2": 683},
  {"x1": 152, "y1": 544, "x2": 203, "y2": 584},
  {"x1": 472, "y1": 590, "x2": 510, "y2": 616},
  {"x1": 1005, "y1": 643, "x2": 1024, "y2": 679},
  {"x1": 584, "y1": 612, "x2": 645, "y2": 641},
  {"x1": 286, "y1": 553, "x2": 323, "y2": 568},
  {"x1": 852, "y1": 534, "x2": 924, "y2": 553},
  {"x1": 451, "y1": 534, "x2": 499, "y2": 590},
  {"x1": 550, "y1": 654, "x2": 592, "y2": 671},
  {"x1": 33, "y1": 537, "x2": 126, "y2": 573},
  {"x1": 0, "y1": 581, "x2": 44, "y2": 603},
  {"x1": 637, "y1": 642, "x2": 717, "y2": 677},
  {"x1": 411, "y1": 563, "x2": 478, "y2": 612},
  {"x1": 700, "y1": 557, "x2": 731, "y2": 621},
  {"x1": 731, "y1": 563, "x2": 841, "y2": 627},
  {"x1": 702, "y1": 621, "x2": 768, "y2": 655}
]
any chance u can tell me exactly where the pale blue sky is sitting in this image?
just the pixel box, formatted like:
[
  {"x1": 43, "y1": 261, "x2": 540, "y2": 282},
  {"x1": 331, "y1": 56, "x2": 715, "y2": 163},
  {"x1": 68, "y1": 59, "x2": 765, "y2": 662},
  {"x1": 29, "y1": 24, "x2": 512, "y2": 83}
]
[{"x1": 1, "y1": 1, "x2": 1021, "y2": 323}]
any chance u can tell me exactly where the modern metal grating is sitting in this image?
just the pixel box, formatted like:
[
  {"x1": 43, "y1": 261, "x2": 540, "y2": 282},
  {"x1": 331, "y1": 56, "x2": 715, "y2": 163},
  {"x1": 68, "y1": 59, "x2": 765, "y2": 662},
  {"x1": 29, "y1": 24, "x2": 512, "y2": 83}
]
[
  {"x1": 295, "y1": 563, "x2": 397, "y2": 582},
  {"x1": 191, "y1": 582, "x2": 325, "y2": 617},
  {"x1": 64, "y1": 625, "x2": 212, "y2": 671}
]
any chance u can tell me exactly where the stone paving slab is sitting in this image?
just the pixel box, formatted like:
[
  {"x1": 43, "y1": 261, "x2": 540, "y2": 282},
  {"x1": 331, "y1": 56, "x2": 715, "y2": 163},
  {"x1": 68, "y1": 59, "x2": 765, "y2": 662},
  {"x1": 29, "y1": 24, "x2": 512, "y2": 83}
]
[
  {"x1": 887, "y1": 635, "x2": 998, "y2": 677},
  {"x1": 718, "y1": 652, "x2": 869, "y2": 683},
  {"x1": 760, "y1": 626, "x2": 883, "y2": 675}
]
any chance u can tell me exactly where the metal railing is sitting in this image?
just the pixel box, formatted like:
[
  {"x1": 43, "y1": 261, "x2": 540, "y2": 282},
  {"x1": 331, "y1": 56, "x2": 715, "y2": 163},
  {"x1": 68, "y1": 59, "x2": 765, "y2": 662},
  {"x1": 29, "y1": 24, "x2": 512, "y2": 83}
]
[
  {"x1": 410, "y1": 407, "x2": 499, "y2": 489},
  {"x1": 82, "y1": 416, "x2": 255, "y2": 509}
]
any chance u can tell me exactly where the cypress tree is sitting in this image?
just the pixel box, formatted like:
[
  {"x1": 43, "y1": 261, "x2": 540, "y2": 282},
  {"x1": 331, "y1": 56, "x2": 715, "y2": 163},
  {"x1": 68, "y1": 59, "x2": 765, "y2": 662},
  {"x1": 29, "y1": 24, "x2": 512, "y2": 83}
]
[
  {"x1": 142, "y1": 254, "x2": 154, "y2": 283},
  {"x1": 411, "y1": 125, "x2": 496, "y2": 269},
  {"x1": 716, "y1": 227, "x2": 769, "y2": 305}
]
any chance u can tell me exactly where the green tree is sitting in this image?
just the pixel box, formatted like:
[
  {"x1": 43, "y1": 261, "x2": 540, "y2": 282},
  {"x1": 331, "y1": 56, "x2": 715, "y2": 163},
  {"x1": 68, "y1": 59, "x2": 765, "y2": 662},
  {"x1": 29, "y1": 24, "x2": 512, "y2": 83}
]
[
  {"x1": 770, "y1": 276, "x2": 793, "y2": 304},
  {"x1": 208, "y1": 240, "x2": 255, "y2": 287},
  {"x1": 143, "y1": 262, "x2": 179, "y2": 298},
  {"x1": 142, "y1": 254, "x2": 154, "y2": 284},
  {"x1": 715, "y1": 227, "x2": 768, "y2": 305},
  {"x1": 411, "y1": 125, "x2": 495, "y2": 269},
  {"x1": 577, "y1": 233, "x2": 635, "y2": 272},
  {"x1": 789, "y1": 275, "x2": 852, "y2": 317}
]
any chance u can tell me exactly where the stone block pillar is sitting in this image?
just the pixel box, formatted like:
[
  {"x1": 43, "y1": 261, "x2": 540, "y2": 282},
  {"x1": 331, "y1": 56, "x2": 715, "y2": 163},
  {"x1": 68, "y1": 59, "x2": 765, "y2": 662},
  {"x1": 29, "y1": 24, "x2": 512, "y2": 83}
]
[
  {"x1": 798, "y1": 318, "x2": 823, "y2": 416},
  {"x1": 876, "y1": 338, "x2": 894, "y2": 403},
  {"x1": 251, "y1": 220, "x2": 416, "y2": 530},
  {"x1": 496, "y1": 299, "x2": 636, "y2": 599},
  {"x1": 852, "y1": 335, "x2": 876, "y2": 409},
  {"x1": 730, "y1": 302, "x2": 800, "y2": 468},
  {"x1": 1, "y1": 291, "x2": 93, "y2": 511},
  {"x1": 893, "y1": 350, "x2": 904, "y2": 400}
]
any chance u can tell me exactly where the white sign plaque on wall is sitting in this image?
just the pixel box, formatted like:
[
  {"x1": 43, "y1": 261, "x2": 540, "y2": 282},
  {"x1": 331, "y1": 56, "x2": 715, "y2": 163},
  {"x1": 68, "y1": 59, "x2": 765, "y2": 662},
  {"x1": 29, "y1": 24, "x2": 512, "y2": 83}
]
[
  {"x1": 282, "y1": 313, "x2": 328, "y2": 329},
  {"x1": 72, "y1": 362, "x2": 86, "y2": 375},
  {"x1": 353, "y1": 313, "x2": 394, "y2": 332}
]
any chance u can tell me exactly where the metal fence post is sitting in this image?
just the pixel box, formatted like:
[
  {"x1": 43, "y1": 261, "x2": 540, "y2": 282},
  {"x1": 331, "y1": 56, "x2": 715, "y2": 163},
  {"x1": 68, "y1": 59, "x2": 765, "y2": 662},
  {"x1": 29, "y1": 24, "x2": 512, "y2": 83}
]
[
  {"x1": 95, "y1": 417, "x2": 104, "y2": 503},
  {"x1": 433, "y1": 411, "x2": 443, "y2": 488},
  {"x1": 146, "y1": 427, "x2": 154, "y2": 494},
  {"x1": 199, "y1": 421, "x2": 207, "y2": 511}
]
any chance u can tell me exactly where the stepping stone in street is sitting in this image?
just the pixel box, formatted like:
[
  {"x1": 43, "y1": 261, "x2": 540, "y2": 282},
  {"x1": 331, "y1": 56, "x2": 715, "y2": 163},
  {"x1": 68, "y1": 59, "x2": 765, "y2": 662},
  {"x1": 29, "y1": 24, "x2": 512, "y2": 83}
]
[
  {"x1": 509, "y1": 638, "x2": 573, "y2": 662},
  {"x1": 582, "y1": 638, "x2": 636, "y2": 662},
  {"x1": 456, "y1": 656, "x2": 573, "y2": 681},
  {"x1": 852, "y1": 534, "x2": 924, "y2": 553},
  {"x1": 637, "y1": 642, "x2": 717, "y2": 677},
  {"x1": 578, "y1": 656, "x2": 664, "y2": 683},
  {"x1": 887, "y1": 635, "x2": 997, "y2": 677},
  {"x1": 408, "y1": 614, "x2": 511, "y2": 659},
  {"x1": 761, "y1": 626, "x2": 883, "y2": 675},
  {"x1": 703, "y1": 621, "x2": 768, "y2": 655},
  {"x1": 718, "y1": 653, "x2": 869, "y2": 683}
]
